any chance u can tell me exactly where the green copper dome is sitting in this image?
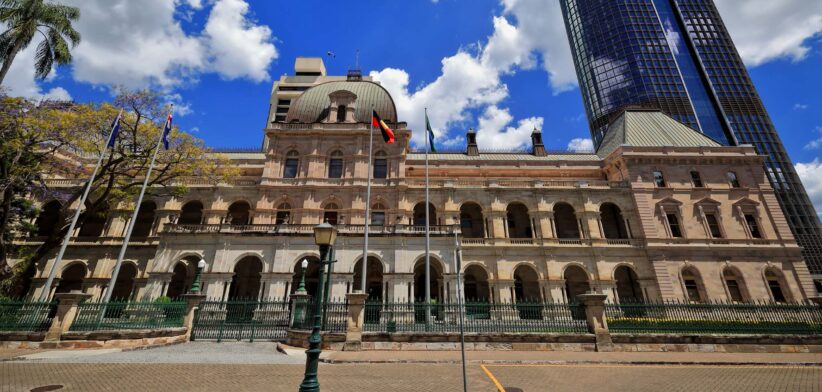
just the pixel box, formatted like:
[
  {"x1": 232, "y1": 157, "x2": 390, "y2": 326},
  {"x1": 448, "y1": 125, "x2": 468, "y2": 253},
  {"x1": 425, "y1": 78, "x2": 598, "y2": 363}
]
[{"x1": 285, "y1": 80, "x2": 398, "y2": 123}]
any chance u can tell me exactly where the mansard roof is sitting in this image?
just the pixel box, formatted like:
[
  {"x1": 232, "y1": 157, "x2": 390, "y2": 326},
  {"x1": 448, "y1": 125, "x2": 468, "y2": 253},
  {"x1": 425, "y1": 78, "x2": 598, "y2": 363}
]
[
  {"x1": 596, "y1": 109, "x2": 722, "y2": 157},
  {"x1": 285, "y1": 80, "x2": 398, "y2": 123}
]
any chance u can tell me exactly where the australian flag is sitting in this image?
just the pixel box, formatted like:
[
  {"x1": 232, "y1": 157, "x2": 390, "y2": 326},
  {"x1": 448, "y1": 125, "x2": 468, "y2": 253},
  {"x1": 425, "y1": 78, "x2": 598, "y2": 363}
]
[
  {"x1": 106, "y1": 109, "x2": 123, "y2": 148},
  {"x1": 162, "y1": 113, "x2": 173, "y2": 149}
]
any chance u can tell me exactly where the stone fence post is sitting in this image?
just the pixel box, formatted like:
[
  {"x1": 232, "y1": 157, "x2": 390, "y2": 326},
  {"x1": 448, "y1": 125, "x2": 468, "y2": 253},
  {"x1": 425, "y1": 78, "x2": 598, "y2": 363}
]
[
  {"x1": 181, "y1": 293, "x2": 206, "y2": 341},
  {"x1": 576, "y1": 293, "x2": 613, "y2": 352},
  {"x1": 45, "y1": 291, "x2": 92, "y2": 342},
  {"x1": 344, "y1": 293, "x2": 368, "y2": 351}
]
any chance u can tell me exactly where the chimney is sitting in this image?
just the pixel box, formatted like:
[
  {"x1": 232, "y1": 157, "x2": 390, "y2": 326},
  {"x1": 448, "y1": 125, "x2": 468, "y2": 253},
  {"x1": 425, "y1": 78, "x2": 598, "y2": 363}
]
[
  {"x1": 531, "y1": 127, "x2": 546, "y2": 157},
  {"x1": 466, "y1": 128, "x2": 479, "y2": 156}
]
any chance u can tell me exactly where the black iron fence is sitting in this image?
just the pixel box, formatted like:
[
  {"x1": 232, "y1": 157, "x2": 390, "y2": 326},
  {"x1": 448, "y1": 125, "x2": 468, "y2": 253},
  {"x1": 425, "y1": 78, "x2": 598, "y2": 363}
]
[{"x1": 0, "y1": 298, "x2": 56, "y2": 332}]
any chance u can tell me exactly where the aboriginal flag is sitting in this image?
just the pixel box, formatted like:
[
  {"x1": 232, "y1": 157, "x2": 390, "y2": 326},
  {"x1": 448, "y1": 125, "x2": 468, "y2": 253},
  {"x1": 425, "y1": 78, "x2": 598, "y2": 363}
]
[{"x1": 372, "y1": 110, "x2": 395, "y2": 144}]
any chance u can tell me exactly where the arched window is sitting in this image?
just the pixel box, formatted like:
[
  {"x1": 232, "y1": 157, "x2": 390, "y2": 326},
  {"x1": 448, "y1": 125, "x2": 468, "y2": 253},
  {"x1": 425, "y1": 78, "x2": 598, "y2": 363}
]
[
  {"x1": 229, "y1": 256, "x2": 263, "y2": 300},
  {"x1": 55, "y1": 263, "x2": 87, "y2": 294},
  {"x1": 131, "y1": 201, "x2": 157, "y2": 238},
  {"x1": 506, "y1": 203, "x2": 532, "y2": 239},
  {"x1": 328, "y1": 150, "x2": 344, "y2": 178},
  {"x1": 614, "y1": 265, "x2": 642, "y2": 302},
  {"x1": 459, "y1": 203, "x2": 485, "y2": 238},
  {"x1": 227, "y1": 201, "x2": 251, "y2": 226},
  {"x1": 682, "y1": 267, "x2": 705, "y2": 302},
  {"x1": 513, "y1": 265, "x2": 541, "y2": 301},
  {"x1": 34, "y1": 200, "x2": 61, "y2": 237},
  {"x1": 276, "y1": 203, "x2": 291, "y2": 224},
  {"x1": 353, "y1": 256, "x2": 384, "y2": 300},
  {"x1": 336, "y1": 105, "x2": 347, "y2": 122},
  {"x1": 463, "y1": 265, "x2": 490, "y2": 302},
  {"x1": 166, "y1": 258, "x2": 197, "y2": 298},
  {"x1": 600, "y1": 203, "x2": 628, "y2": 239},
  {"x1": 292, "y1": 257, "x2": 321, "y2": 297},
  {"x1": 373, "y1": 151, "x2": 388, "y2": 179},
  {"x1": 110, "y1": 263, "x2": 138, "y2": 301},
  {"x1": 178, "y1": 201, "x2": 204, "y2": 225},
  {"x1": 723, "y1": 268, "x2": 747, "y2": 302},
  {"x1": 553, "y1": 203, "x2": 580, "y2": 239},
  {"x1": 413, "y1": 258, "x2": 443, "y2": 303},
  {"x1": 564, "y1": 265, "x2": 590, "y2": 302},
  {"x1": 283, "y1": 150, "x2": 299, "y2": 178},
  {"x1": 413, "y1": 202, "x2": 436, "y2": 226},
  {"x1": 78, "y1": 202, "x2": 109, "y2": 238},
  {"x1": 323, "y1": 203, "x2": 339, "y2": 225},
  {"x1": 370, "y1": 203, "x2": 386, "y2": 226},
  {"x1": 764, "y1": 268, "x2": 789, "y2": 302}
]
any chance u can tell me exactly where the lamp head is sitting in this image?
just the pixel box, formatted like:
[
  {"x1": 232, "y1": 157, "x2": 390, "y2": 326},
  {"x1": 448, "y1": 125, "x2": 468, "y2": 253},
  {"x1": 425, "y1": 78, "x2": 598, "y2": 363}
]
[
  {"x1": 301, "y1": 258, "x2": 308, "y2": 269},
  {"x1": 197, "y1": 259, "x2": 206, "y2": 269},
  {"x1": 313, "y1": 221, "x2": 338, "y2": 246}
]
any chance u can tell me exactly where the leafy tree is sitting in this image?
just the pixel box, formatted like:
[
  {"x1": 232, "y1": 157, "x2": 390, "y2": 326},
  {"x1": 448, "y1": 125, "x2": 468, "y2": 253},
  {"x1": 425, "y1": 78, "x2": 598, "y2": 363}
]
[
  {"x1": 0, "y1": 90, "x2": 232, "y2": 297},
  {"x1": 0, "y1": 0, "x2": 81, "y2": 86}
]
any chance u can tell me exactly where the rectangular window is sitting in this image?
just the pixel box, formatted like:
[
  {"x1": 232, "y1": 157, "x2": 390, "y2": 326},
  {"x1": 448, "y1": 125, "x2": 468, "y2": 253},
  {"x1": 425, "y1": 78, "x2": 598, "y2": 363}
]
[
  {"x1": 727, "y1": 171, "x2": 740, "y2": 188},
  {"x1": 374, "y1": 159, "x2": 387, "y2": 179},
  {"x1": 653, "y1": 171, "x2": 666, "y2": 187},
  {"x1": 744, "y1": 214, "x2": 762, "y2": 238},
  {"x1": 328, "y1": 159, "x2": 343, "y2": 178},
  {"x1": 690, "y1": 171, "x2": 703, "y2": 187},
  {"x1": 768, "y1": 280, "x2": 786, "y2": 303},
  {"x1": 684, "y1": 279, "x2": 701, "y2": 302},
  {"x1": 275, "y1": 211, "x2": 290, "y2": 225},
  {"x1": 705, "y1": 214, "x2": 722, "y2": 238},
  {"x1": 370, "y1": 211, "x2": 386, "y2": 226},
  {"x1": 726, "y1": 279, "x2": 743, "y2": 302},
  {"x1": 283, "y1": 159, "x2": 299, "y2": 178},
  {"x1": 667, "y1": 214, "x2": 682, "y2": 237}
]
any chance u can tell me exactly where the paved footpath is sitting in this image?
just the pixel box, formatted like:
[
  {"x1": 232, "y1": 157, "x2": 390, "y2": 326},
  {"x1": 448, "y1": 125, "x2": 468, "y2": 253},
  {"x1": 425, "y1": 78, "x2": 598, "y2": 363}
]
[{"x1": 2, "y1": 343, "x2": 821, "y2": 391}]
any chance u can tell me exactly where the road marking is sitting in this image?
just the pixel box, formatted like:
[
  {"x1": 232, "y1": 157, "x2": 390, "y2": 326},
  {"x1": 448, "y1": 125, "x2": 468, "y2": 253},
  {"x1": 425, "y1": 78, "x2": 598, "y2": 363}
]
[
  {"x1": 480, "y1": 364, "x2": 506, "y2": 392},
  {"x1": 483, "y1": 363, "x2": 815, "y2": 370}
]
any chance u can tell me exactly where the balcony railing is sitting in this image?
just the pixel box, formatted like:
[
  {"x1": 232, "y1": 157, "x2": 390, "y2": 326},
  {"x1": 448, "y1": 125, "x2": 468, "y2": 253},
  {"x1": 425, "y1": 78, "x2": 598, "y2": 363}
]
[
  {"x1": 404, "y1": 178, "x2": 629, "y2": 189},
  {"x1": 164, "y1": 223, "x2": 459, "y2": 236}
]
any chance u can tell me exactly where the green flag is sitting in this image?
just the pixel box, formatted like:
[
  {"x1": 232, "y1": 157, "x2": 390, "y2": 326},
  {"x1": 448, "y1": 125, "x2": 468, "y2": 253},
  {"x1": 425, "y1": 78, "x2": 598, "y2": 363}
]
[{"x1": 425, "y1": 113, "x2": 437, "y2": 153}]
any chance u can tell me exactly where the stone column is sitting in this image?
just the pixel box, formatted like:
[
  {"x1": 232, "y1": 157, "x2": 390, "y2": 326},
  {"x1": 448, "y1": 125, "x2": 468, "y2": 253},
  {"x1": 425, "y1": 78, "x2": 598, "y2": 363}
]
[
  {"x1": 577, "y1": 293, "x2": 612, "y2": 352},
  {"x1": 181, "y1": 293, "x2": 206, "y2": 341},
  {"x1": 344, "y1": 292, "x2": 368, "y2": 351},
  {"x1": 45, "y1": 291, "x2": 92, "y2": 342},
  {"x1": 545, "y1": 279, "x2": 566, "y2": 302}
]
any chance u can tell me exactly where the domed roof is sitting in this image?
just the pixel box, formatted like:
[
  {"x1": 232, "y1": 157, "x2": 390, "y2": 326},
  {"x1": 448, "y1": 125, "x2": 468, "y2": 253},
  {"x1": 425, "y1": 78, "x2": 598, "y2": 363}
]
[{"x1": 285, "y1": 80, "x2": 398, "y2": 123}]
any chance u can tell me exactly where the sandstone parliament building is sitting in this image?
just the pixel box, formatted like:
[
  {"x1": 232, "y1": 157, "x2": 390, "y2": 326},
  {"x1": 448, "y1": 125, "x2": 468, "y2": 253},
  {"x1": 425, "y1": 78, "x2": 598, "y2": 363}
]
[{"x1": 19, "y1": 58, "x2": 818, "y2": 305}]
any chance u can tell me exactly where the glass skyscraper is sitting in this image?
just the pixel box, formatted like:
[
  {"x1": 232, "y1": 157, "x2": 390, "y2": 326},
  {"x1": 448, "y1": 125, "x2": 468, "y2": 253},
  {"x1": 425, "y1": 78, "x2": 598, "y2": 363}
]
[{"x1": 561, "y1": 0, "x2": 822, "y2": 278}]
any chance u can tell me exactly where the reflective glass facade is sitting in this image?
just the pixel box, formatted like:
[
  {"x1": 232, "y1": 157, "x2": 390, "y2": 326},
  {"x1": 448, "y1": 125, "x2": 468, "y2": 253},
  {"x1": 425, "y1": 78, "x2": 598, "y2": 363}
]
[{"x1": 561, "y1": 0, "x2": 822, "y2": 275}]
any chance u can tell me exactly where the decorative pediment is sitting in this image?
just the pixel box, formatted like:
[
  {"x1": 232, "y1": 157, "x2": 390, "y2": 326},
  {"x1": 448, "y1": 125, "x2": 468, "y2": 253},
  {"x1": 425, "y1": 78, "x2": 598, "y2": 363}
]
[
  {"x1": 694, "y1": 197, "x2": 722, "y2": 206},
  {"x1": 656, "y1": 197, "x2": 682, "y2": 206},
  {"x1": 732, "y1": 197, "x2": 760, "y2": 207}
]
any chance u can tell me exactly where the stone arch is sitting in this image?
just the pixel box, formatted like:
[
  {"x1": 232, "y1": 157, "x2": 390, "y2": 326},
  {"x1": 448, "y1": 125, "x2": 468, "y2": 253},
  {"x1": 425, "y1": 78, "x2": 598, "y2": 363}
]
[
  {"x1": 463, "y1": 264, "x2": 490, "y2": 301},
  {"x1": 110, "y1": 262, "x2": 139, "y2": 301},
  {"x1": 413, "y1": 255, "x2": 445, "y2": 302},
  {"x1": 353, "y1": 255, "x2": 385, "y2": 300},
  {"x1": 763, "y1": 267, "x2": 792, "y2": 302},
  {"x1": 228, "y1": 256, "x2": 263, "y2": 300},
  {"x1": 459, "y1": 202, "x2": 485, "y2": 238},
  {"x1": 227, "y1": 201, "x2": 252, "y2": 225},
  {"x1": 614, "y1": 264, "x2": 643, "y2": 302},
  {"x1": 291, "y1": 255, "x2": 322, "y2": 297},
  {"x1": 506, "y1": 202, "x2": 532, "y2": 239},
  {"x1": 55, "y1": 262, "x2": 87, "y2": 294},
  {"x1": 178, "y1": 201, "x2": 204, "y2": 225},
  {"x1": 553, "y1": 202, "x2": 580, "y2": 239},
  {"x1": 681, "y1": 266, "x2": 707, "y2": 302},
  {"x1": 564, "y1": 264, "x2": 591, "y2": 302},
  {"x1": 721, "y1": 265, "x2": 749, "y2": 302},
  {"x1": 166, "y1": 255, "x2": 199, "y2": 298},
  {"x1": 78, "y1": 202, "x2": 109, "y2": 237},
  {"x1": 34, "y1": 200, "x2": 62, "y2": 237},
  {"x1": 131, "y1": 201, "x2": 157, "y2": 237},
  {"x1": 600, "y1": 202, "x2": 628, "y2": 239},
  {"x1": 412, "y1": 202, "x2": 437, "y2": 226},
  {"x1": 513, "y1": 264, "x2": 541, "y2": 301}
]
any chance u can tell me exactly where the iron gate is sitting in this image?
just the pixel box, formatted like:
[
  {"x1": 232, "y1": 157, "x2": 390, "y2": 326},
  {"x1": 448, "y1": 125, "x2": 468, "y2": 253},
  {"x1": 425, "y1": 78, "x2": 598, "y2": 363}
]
[{"x1": 191, "y1": 300, "x2": 291, "y2": 342}]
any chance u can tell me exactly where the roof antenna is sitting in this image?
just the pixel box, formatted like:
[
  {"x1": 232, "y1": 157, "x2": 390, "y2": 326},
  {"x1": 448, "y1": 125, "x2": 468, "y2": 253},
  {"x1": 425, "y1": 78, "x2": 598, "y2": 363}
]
[{"x1": 347, "y1": 48, "x2": 362, "y2": 81}]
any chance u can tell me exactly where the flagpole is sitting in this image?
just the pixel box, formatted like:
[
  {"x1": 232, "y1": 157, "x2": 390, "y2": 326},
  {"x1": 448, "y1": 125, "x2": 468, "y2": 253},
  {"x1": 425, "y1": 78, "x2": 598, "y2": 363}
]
[
  {"x1": 39, "y1": 109, "x2": 123, "y2": 301},
  {"x1": 361, "y1": 106, "x2": 374, "y2": 294},
  {"x1": 454, "y1": 229, "x2": 467, "y2": 392},
  {"x1": 102, "y1": 107, "x2": 171, "y2": 302},
  {"x1": 424, "y1": 108, "x2": 431, "y2": 325}
]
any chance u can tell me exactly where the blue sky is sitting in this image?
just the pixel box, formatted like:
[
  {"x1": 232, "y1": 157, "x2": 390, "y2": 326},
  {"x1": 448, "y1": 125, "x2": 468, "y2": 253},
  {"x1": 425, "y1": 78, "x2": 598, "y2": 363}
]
[{"x1": 4, "y1": 0, "x2": 822, "y2": 213}]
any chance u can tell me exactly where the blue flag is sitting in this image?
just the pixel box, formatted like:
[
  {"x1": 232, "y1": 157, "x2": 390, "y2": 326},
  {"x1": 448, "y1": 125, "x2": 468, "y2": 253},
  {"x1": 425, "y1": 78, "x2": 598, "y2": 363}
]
[
  {"x1": 425, "y1": 112, "x2": 437, "y2": 153},
  {"x1": 106, "y1": 110, "x2": 123, "y2": 148},
  {"x1": 162, "y1": 113, "x2": 173, "y2": 149}
]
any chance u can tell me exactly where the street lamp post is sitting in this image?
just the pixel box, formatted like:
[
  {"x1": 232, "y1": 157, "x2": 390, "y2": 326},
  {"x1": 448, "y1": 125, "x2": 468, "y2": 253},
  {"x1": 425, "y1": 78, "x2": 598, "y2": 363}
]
[
  {"x1": 189, "y1": 258, "x2": 206, "y2": 294},
  {"x1": 296, "y1": 259, "x2": 308, "y2": 294},
  {"x1": 299, "y1": 222, "x2": 337, "y2": 392}
]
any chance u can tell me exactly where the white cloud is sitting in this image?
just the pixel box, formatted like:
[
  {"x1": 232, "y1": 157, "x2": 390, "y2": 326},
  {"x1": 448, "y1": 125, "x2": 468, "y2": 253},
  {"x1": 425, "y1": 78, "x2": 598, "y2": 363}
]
[
  {"x1": 804, "y1": 126, "x2": 822, "y2": 150},
  {"x1": 794, "y1": 103, "x2": 809, "y2": 110},
  {"x1": 476, "y1": 106, "x2": 542, "y2": 150},
  {"x1": 203, "y1": 0, "x2": 277, "y2": 82},
  {"x1": 2, "y1": 40, "x2": 73, "y2": 100},
  {"x1": 715, "y1": 0, "x2": 822, "y2": 66},
  {"x1": 164, "y1": 93, "x2": 193, "y2": 116},
  {"x1": 795, "y1": 159, "x2": 822, "y2": 216},
  {"x1": 567, "y1": 138, "x2": 594, "y2": 153}
]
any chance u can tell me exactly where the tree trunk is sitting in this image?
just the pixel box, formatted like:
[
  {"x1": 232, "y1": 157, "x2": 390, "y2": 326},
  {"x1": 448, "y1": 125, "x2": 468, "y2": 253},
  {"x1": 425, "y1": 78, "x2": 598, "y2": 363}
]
[
  {"x1": 0, "y1": 40, "x2": 24, "y2": 87},
  {"x1": 0, "y1": 187, "x2": 14, "y2": 280}
]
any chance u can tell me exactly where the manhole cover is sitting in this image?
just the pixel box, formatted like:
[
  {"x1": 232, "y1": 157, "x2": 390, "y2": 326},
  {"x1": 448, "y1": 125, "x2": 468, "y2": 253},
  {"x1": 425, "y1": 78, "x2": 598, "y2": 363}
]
[
  {"x1": 30, "y1": 385, "x2": 64, "y2": 392},
  {"x1": 504, "y1": 388, "x2": 524, "y2": 392}
]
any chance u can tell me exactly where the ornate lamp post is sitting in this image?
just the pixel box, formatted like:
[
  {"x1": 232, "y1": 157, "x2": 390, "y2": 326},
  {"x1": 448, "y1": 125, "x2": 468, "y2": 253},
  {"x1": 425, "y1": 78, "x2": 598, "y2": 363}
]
[
  {"x1": 296, "y1": 259, "x2": 308, "y2": 294},
  {"x1": 189, "y1": 258, "x2": 206, "y2": 294},
  {"x1": 299, "y1": 222, "x2": 337, "y2": 392}
]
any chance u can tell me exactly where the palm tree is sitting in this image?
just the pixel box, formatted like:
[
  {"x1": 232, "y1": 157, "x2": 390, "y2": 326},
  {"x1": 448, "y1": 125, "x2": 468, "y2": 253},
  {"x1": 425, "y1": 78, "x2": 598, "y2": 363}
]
[{"x1": 0, "y1": 0, "x2": 80, "y2": 86}]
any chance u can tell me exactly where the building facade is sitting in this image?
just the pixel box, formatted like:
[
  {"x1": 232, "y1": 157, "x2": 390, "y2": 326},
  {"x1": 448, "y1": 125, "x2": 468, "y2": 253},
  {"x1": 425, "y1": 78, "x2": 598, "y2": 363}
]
[
  {"x1": 14, "y1": 58, "x2": 818, "y2": 305},
  {"x1": 560, "y1": 0, "x2": 822, "y2": 281}
]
